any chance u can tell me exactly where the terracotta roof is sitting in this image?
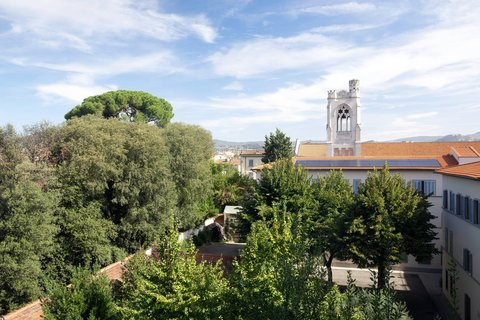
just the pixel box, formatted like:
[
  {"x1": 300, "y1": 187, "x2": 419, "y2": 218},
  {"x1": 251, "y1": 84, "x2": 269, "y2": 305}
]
[
  {"x1": 450, "y1": 146, "x2": 480, "y2": 157},
  {"x1": 361, "y1": 141, "x2": 480, "y2": 157},
  {"x1": 239, "y1": 149, "x2": 264, "y2": 155},
  {"x1": 436, "y1": 161, "x2": 480, "y2": 180}
]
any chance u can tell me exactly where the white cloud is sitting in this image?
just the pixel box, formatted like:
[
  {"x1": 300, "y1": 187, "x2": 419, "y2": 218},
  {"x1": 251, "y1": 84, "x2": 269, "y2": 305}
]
[
  {"x1": 37, "y1": 76, "x2": 118, "y2": 103},
  {"x1": 407, "y1": 112, "x2": 438, "y2": 119},
  {"x1": 300, "y1": 2, "x2": 376, "y2": 15},
  {"x1": 209, "y1": 32, "x2": 363, "y2": 78},
  {"x1": 0, "y1": 0, "x2": 217, "y2": 50},
  {"x1": 26, "y1": 52, "x2": 181, "y2": 77},
  {"x1": 222, "y1": 81, "x2": 244, "y2": 91}
]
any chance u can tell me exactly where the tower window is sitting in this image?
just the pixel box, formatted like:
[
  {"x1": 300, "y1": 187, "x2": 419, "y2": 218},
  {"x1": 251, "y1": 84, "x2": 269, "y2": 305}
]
[{"x1": 337, "y1": 105, "x2": 351, "y2": 132}]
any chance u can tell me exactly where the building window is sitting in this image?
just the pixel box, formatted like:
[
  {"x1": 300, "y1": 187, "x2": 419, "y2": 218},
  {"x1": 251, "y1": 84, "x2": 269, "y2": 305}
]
[
  {"x1": 465, "y1": 294, "x2": 471, "y2": 320},
  {"x1": 412, "y1": 180, "x2": 436, "y2": 196},
  {"x1": 248, "y1": 159, "x2": 254, "y2": 167},
  {"x1": 465, "y1": 196, "x2": 471, "y2": 221},
  {"x1": 443, "y1": 190, "x2": 448, "y2": 209},
  {"x1": 352, "y1": 179, "x2": 361, "y2": 194},
  {"x1": 474, "y1": 200, "x2": 479, "y2": 224},
  {"x1": 456, "y1": 194, "x2": 461, "y2": 215},
  {"x1": 449, "y1": 192, "x2": 455, "y2": 212},
  {"x1": 336, "y1": 105, "x2": 351, "y2": 132},
  {"x1": 463, "y1": 248, "x2": 473, "y2": 274}
]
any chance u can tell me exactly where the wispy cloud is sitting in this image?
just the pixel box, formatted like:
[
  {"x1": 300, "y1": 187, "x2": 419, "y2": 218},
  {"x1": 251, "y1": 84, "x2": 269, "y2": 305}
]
[
  {"x1": 300, "y1": 2, "x2": 376, "y2": 15},
  {"x1": 37, "y1": 74, "x2": 118, "y2": 103},
  {"x1": 222, "y1": 81, "x2": 244, "y2": 91},
  {"x1": 0, "y1": 0, "x2": 217, "y2": 49}
]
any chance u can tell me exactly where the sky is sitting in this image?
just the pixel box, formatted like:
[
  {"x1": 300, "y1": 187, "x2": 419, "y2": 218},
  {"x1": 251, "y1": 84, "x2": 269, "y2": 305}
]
[{"x1": 0, "y1": 0, "x2": 479, "y2": 142}]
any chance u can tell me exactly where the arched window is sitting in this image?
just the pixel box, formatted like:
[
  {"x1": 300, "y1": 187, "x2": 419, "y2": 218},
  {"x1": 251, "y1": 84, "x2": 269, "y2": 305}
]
[{"x1": 336, "y1": 105, "x2": 351, "y2": 132}]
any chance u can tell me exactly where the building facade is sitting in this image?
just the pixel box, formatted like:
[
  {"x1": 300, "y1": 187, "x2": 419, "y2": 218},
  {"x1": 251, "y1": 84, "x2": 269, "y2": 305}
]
[{"x1": 437, "y1": 162, "x2": 480, "y2": 320}]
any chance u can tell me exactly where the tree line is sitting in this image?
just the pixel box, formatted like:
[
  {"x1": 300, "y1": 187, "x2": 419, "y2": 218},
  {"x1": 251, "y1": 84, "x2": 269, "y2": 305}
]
[{"x1": 0, "y1": 114, "x2": 218, "y2": 314}]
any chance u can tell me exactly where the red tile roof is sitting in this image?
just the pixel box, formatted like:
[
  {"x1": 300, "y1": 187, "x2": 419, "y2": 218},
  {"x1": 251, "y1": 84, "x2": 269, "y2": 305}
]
[
  {"x1": 295, "y1": 141, "x2": 480, "y2": 169},
  {"x1": 451, "y1": 146, "x2": 480, "y2": 157},
  {"x1": 436, "y1": 161, "x2": 480, "y2": 180}
]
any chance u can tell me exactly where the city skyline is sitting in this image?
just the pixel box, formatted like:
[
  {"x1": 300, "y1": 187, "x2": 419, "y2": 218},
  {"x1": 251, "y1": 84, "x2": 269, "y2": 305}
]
[{"x1": 0, "y1": 0, "x2": 479, "y2": 141}]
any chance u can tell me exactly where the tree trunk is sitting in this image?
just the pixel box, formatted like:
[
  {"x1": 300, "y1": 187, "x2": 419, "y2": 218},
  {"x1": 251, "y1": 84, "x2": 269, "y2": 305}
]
[
  {"x1": 377, "y1": 258, "x2": 386, "y2": 289},
  {"x1": 324, "y1": 253, "x2": 334, "y2": 284}
]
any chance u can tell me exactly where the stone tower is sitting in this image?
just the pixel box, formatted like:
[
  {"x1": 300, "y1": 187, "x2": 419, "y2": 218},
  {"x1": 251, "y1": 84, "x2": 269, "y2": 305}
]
[{"x1": 326, "y1": 79, "x2": 362, "y2": 156}]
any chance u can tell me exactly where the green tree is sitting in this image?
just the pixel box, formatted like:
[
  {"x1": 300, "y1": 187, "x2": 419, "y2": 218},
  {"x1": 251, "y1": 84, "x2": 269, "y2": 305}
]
[
  {"x1": 54, "y1": 116, "x2": 176, "y2": 253},
  {"x1": 43, "y1": 268, "x2": 119, "y2": 320},
  {"x1": 310, "y1": 170, "x2": 354, "y2": 283},
  {"x1": 246, "y1": 159, "x2": 312, "y2": 223},
  {"x1": 230, "y1": 205, "x2": 328, "y2": 319},
  {"x1": 65, "y1": 90, "x2": 174, "y2": 127},
  {"x1": 261, "y1": 128, "x2": 293, "y2": 164},
  {"x1": 164, "y1": 123, "x2": 215, "y2": 229},
  {"x1": 118, "y1": 230, "x2": 228, "y2": 320},
  {"x1": 0, "y1": 126, "x2": 59, "y2": 313},
  {"x1": 211, "y1": 162, "x2": 256, "y2": 212},
  {"x1": 22, "y1": 121, "x2": 59, "y2": 165},
  {"x1": 349, "y1": 166, "x2": 438, "y2": 288}
]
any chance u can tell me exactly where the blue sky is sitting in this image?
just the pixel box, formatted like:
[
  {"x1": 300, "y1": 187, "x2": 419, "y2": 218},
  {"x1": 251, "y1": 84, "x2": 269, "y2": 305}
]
[{"x1": 0, "y1": 0, "x2": 479, "y2": 141}]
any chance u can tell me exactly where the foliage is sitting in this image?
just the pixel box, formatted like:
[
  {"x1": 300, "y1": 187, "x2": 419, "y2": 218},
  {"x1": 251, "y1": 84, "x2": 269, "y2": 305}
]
[
  {"x1": 229, "y1": 206, "x2": 328, "y2": 319},
  {"x1": 211, "y1": 162, "x2": 256, "y2": 212},
  {"x1": 348, "y1": 166, "x2": 437, "y2": 288},
  {"x1": 310, "y1": 170, "x2": 354, "y2": 283},
  {"x1": 56, "y1": 204, "x2": 120, "y2": 269},
  {"x1": 164, "y1": 123, "x2": 215, "y2": 229},
  {"x1": 0, "y1": 125, "x2": 59, "y2": 313},
  {"x1": 320, "y1": 273, "x2": 410, "y2": 320},
  {"x1": 43, "y1": 268, "x2": 119, "y2": 320},
  {"x1": 55, "y1": 116, "x2": 176, "y2": 253},
  {"x1": 262, "y1": 128, "x2": 293, "y2": 164},
  {"x1": 118, "y1": 229, "x2": 229, "y2": 320},
  {"x1": 22, "y1": 121, "x2": 60, "y2": 165},
  {"x1": 245, "y1": 159, "x2": 312, "y2": 223},
  {"x1": 64, "y1": 90, "x2": 174, "y2": 127}
]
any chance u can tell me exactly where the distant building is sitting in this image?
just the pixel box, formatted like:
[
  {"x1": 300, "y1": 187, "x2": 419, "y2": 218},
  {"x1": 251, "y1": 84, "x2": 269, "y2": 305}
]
[
  {"x1": 239, "y1": 150, "x2": 264, "y2": 178},
  {"x1": 436, "y1": 161, "x2": 480, "y2": 320}
]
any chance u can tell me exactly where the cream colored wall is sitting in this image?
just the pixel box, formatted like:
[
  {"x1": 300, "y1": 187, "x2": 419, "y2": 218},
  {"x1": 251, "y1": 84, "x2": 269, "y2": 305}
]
[
  {"x1": 441, "y1": 175, "x2": 480, "y2": 319},
  {"x1": 308, "y1": 169, "x2": 443, "y2": 270},
  {"x1": 239, "y1": 155, "x2": 263, "y2": 175}
]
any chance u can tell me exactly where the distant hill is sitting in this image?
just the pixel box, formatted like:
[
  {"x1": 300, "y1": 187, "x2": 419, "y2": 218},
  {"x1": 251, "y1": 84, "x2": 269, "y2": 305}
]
[
  {"x1": 214, "y1": 132, "x2": 480, "y2": 151},
  {"x1": 214, "y1": 139, "x2": 263, "y2": 151},
  {"x1": 391, "y1": 132, "x2": 480, "y2": 142}
]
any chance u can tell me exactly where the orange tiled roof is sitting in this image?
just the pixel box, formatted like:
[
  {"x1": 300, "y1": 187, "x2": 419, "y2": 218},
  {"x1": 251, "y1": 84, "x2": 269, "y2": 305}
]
[
  {"x1": 295, "y1": 141, "x2": 480, "y2": 169},
  {"x1": 451, "y1": 146, "x2": 480, "y2": 157},
  {"x1": 436, "y1": 161, "x2": 480, "y2": 179},
  {"x1": 240, "y1": 150, "x2": 264, "y2": 156},
  {"x1": 361, "y1": 141, "x2": 480, "y2": 157}
]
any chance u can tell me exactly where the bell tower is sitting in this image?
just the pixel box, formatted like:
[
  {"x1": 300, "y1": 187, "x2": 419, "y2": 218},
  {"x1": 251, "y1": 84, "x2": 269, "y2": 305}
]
[{"x1": 326, "y1": 79, "x2": 362, "y2": 156}]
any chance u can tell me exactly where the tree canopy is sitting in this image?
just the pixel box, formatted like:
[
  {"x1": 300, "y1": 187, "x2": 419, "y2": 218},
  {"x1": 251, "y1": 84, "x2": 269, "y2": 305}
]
[
  {"x1": 64, "y1": 90, "x2": 174, "y2": 127},
  {"x1": 262, "y1": 128, "x2": 293, "y2": 164},
  {"x1": 310, "y1": 170, "x2": 354, "y2": 283},
  {"x1": 348, "y1": 166, "x2": 438, "y2": 288}
]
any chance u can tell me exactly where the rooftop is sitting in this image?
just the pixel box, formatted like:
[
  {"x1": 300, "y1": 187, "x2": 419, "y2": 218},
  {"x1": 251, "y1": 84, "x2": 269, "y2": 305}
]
[{"x1": 436, "y1": 161, "x2": 480, "y2": 180}]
